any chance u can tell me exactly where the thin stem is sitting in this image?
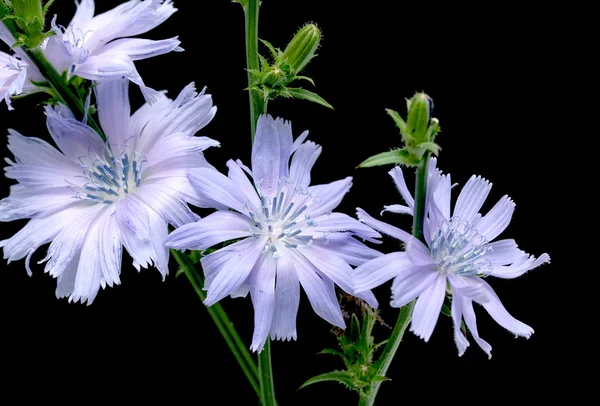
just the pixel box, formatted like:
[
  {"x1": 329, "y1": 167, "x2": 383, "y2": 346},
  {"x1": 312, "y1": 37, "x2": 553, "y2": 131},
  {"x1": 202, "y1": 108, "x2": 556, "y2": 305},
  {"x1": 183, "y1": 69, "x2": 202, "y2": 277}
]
[
  {"x1": 258, "y1": 339, "x2": 277, "y2": 406},
  {"x1": 25, "y1": 48, "x2": 106, "y2": 141},
  {"x1": 364, "y1": 153, "x2": 430, "y2": 406},
  {"x1": 244, "y1": 0, "x2": 266, "y2": 142},
  {"x1": 171, "y1": 249, "x2": 260, "y2": 398}
]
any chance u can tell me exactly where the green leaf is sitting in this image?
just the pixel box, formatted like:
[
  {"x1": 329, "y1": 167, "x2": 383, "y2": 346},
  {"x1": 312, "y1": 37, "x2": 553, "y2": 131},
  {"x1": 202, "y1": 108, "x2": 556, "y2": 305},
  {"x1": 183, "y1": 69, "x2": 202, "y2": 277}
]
[
  {"x1": 294, "y1": 75, "x2": 315, "y2": 86},
  {"x1": 299, "y1": 371, "x2": 356, "y2": 390},
  {"x1": 317, "y1": 348, "x2": 344, "y2": 357},
  {"x1": 416, "y1": 141, "x2": 441, "y2": 156},
  {"x1": 285, "y1": 87, "x2": 333, "y2": 109},
  {"x1": 371, "y1": 375, "x2": 390, "y2": 383},
  {"x1": 441, "y1": 303, "x2": 451, "y2": 317},
  {"x1": 385, "y1": 108, "x2": 408, "y2": 135},
  {"x1": 357, "y1": 149, "x2": 420, "y2": 168},
  {"x1": 259, "y1": 38, "x2": 280, "y2": 60}
]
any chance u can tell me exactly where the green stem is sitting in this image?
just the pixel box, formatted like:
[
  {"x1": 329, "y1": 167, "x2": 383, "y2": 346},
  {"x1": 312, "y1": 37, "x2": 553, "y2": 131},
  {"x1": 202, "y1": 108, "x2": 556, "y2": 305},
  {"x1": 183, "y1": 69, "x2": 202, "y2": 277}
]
[
  {"x1": 364, "y1": 153, "x2": 430, "y2": 406},
  {"x1": 258, "y1": 339, "x2": 277, "y2": 406},
  {"x1": 244, "y1": 0, "x2": 266, "y2": 142},
  {"x1": 25, "y1": 48, "x2": 106, "y2": 141},
  {"x1": 243, "y1": 2, "x2": 276, "y2": 405},
  {"x1": 171, "y1": 249, "x2": 260, "y2": 398}
]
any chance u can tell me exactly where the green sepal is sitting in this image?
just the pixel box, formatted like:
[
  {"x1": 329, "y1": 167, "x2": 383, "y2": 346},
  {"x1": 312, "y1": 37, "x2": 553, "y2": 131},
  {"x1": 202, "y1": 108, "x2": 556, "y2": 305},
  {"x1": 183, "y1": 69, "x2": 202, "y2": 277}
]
[
  {"x1": 371, "y1": 375, "x2": 390, "y2": 383},
  {"x1": 357, "y1": 149, "x2": 420, "y2": 168},
  {"x1": 284, "y1": 87, "x2": 333, "y2": 109},
  {"x1": 317, "y1": 348, "x2": 344, "y2": 357},
  {"x1": 416, "y1": 141, "x2": 441, "y2": 156},
  {"x1": 385, "y1": 108, "x2": 409, "y2": 136},
  {"x1": 259, "y1": 38, "x2": 281, "y2": 60},
  {"x1": 299, "y1": 371, "x2": 356, "y2": 390}
]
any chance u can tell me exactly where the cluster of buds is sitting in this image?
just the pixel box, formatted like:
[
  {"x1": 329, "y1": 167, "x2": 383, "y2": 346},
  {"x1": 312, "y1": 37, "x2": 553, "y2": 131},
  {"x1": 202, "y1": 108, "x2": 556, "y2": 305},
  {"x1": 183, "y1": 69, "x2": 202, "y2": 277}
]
[
  {"x1": 248, "y1": 23, "x2": 332, "y2": 109},
  {"x1": 358, "y1": 92, "x2": 441, "y2": 167},
  {"x1": 0, "y1": 0, "x2": 55, "y2": 48}
]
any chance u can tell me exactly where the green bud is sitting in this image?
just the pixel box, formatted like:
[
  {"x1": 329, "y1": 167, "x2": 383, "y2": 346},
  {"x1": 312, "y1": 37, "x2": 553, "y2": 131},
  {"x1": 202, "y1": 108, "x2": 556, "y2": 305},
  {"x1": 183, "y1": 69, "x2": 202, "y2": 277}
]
[
  {"x1": 11, "y1": 0, "x2": 43, "y2": 25},
  {"x1": 280, "y1": 23, "x2": 321, "y2": 74},
  {"x1": 262, "y1": 65, "x2": 287, "y2": 87},
  {"x1": 406, "y1": 92, "x2": 432, "y2": 143},
  {"x1": 4, "y1": 0, "x2": 54, "y2": 49}
]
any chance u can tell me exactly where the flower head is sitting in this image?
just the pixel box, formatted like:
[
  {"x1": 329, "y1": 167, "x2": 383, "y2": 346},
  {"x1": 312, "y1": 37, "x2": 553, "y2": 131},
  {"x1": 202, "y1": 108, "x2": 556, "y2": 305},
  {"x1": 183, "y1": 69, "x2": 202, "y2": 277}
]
[
  {"x1": 353, "y1": 159, "x2": 550, "y2": 358},
  {"x1": 0, "y1": 78, "x2": 217, "y2": 304},
  {"x1": 44, "y1": 0, "x2": 182, "y2": 102},
  {"x1": 165, "y1": 115, "x2": 381, "y2": 352}
]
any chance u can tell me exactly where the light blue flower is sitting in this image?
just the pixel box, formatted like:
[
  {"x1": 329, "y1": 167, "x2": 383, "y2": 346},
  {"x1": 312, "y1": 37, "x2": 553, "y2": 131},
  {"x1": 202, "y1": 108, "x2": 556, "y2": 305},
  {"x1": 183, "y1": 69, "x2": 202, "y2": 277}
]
[
  {"x1": 353, "y1": 159, "x2": 550, "y2": 358},
  {"x1": 165, "y1": 115, "x2": 381, "y2": 352},
  {"x1": 0, "y1": 78, "x2": 217, "y2": 304}
]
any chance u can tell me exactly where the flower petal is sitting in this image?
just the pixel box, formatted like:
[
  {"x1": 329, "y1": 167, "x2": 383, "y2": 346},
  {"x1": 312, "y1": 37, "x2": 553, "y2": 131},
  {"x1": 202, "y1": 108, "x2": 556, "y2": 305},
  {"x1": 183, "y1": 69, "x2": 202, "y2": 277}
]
[
  {"x1": 381, "y1": 204, "x2": 412, "y2": 216},
  {"x1": 69, "y1": 0, "x2": 94, "y2": 32},
  {"x1": 0, "y1": 185, "x2": 74, "y2": 221},
  {"x1": 289, "y1": 141, "x2": 321, "y2": 190},
  {"x1": 460, "y1": 295, "x2": 493, "y2": 359},
  {"x1": 300, "y1": 245, "x2": 355, "y2": 295},
  {"x1": 477, "y1": 279, "x2": 534, "y2": 338},
  {"x1": 94, "y1": 78, "x2": 131, "y2": 149},
  {"x1": 97, "y1": 211, "x2": 122, "y2": 287},
  {"x1": 250, "y1": 255, "x2": 276, "y2": 352},
  {"x1": 356, "y1": 208, "x2": 412, "y2": 244},
  {"x1": 202, "y1": 238, "x2": 265, "y2": 306},
  {"x1": 291, "y1": 250, "x2": 345, "y2": 328},
  {"x1": 135, "y1": 183, "x2": 199, "y2": 227},
  {"x1": 312, "y1": 235, "x2": 382, "y2": 267},
  {"x1": 164, "y1": 211, "x2": 252, "y2": 251},
  {"x1": 476, "y1": 195, "x2": 515, "y2": 241},
  {"x1": 226, "y1": 160, "x2": 261, "y2": 210},
  {"x1": 490, "y1": 252, "x2": 550, "y2": 279},
  {"x1": 102, "y1": 37, "x2": 182, "y2": 61},
  {"x1": 116, "y1": 196, "x2": 151, "y2": 241},
  {"x1": 390, "y1": 265, "x2": 438, "y2": 308},
  {"x1": 410, "y1": 273, "x2": 446, "y2": 342},
  {"x1": 389, "y1": 166, "x2": 414, "y2": 209},
  {"x1": 74, "y1": 52, "x2": 135, "y2": 81},
  {"x1": 202, "y1": 237, "x2": 264, "y2": 288},
  {"x1": 454, "y1": 175, "x2": 492, "y2": 223},
  {"x1": 251, "y1": 115, "x2": 281, "y2": 196},
  {"x1": 353, "y1": 252, "x2": 411, "y2": 293},
  {"x1": 450, "y1": 295, "x2": 470, "y2": 357},
  {"x1": 270, "y1": 254, "x2": 300, "y2": 341},
  {"x1": 308, "y1": 212, "x2": 381, "y2": 243},
  {"x1": 188, "y1": 168, "x2": 248, "y2": 214},
  {"x1": 486, "y1": 239, "x2": 523, "y2": 265},
  {"x1": 406, "y1": 236, "x2": 436, "y2": 266},
  {"x1": 55, "y1": 252, "x2": 80, "y2": 299},
  {"x1": 306, "y1": 177, "x2": 352, "y2": 217},
  {"x1": 45, "y1": 105, "x2": 106, "y2": 159}
]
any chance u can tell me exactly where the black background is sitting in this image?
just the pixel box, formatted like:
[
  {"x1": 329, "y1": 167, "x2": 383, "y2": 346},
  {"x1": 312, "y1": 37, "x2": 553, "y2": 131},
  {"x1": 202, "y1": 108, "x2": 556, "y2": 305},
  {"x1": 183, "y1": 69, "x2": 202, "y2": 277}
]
[{"x1": 0, "y1": 0, "x2": 570, "y2": 402}]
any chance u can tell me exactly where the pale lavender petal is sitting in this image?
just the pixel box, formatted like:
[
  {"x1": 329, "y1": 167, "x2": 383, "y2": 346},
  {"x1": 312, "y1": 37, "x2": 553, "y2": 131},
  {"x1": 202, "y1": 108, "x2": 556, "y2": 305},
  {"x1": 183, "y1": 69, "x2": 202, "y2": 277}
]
[
  {"x1": 486, "y1": 239, "x2": 523, "y2": 265},
  {"x1": 406, "y1": 236, "x2": 436, "y2": 266},
  {"x1": 289, "y1": 141, "x2": 321, "y2": 190},
  {"x1": 353, "y1": 252, "x2": 411, "y2": 293},
  {"x1": 55, "y1": 253, "x2": 79, "y2": 299},
  {"x1": 250, "y1": 255, "x2": 276, "y2": 352},
  {"x1": 119, "y1": 222, "x2": 155, "y2": 271},
  {"x1": 312, "y1": 235, "x2": 382, "y2": 267},
  {"x1": 460, "y1": 295, "x2": 493, "y2": 358},
  {"x1": 389, "y1": 166, "x2": 414, "y2": 209},
  {"x1": 454, "y1": 175, "x2": 492, "y2": 223},
  {"x1": 300, "y1": 245, "x2": 355, "y2": 296},
  {"x1": 97, "y1": 212, "x2": 122, "y2": 287},
  {"x1": 270, "y1": 254, "x2": 300, "y2": 341},
  {"x1": 116, "y1": 196, "x2": 151, "y2": 241},
  {"x1": 45, "y1": 105, "x2": 105, "y2": 159},
  {"x1": 381, "y1": 204, "x2": 412, "y2": 216},
  {"x1": 101, "y1": 37, "x2": 182, "y2": 61},
  {"x1": 251, "y1": 115, "x2": 281, "y2": 196},
  {"x1": 147, "y1": 208, "x2": 169, "y2": 278},
  {"x1": 135, "y1": 183, "x2": 198, "y2": 227},
  {"x1": 188, "y1": 168, "x2": 249, "y2": 214},
  {"x1": 356, "y1": 208, "x2": 412, "y2": 244},
  {"x1": 0, "y1": 185, "x2": 74, "y2": 221},
  {"x1": 477, "y1": 279, "x2": 534, "y2": 338},
  {"x1": 291, "y1": 130, "x2": 309, "y2": 152},
  {"x1": 306, "y1": 177, "x2": 352, "y2": 217},
  {"x1": 69, "y1": 0, "x2": 95, "y2": 32},
  {"x1": 450, "y1": 294, "x2": 470, "y2": 357},
  {"x1": 94, "y1": 79, "x2": 130, "y2": 149},
  {"x1": 275, "y1": 118, "x2": 294, "y2": 180},
  {"x1": 354, "y1": 290, "x2": 379, "y2": 308},
  {"x1": 390, "y1": 265, "x2": 438, "y2": 308},
  {"x1": 476, "y1": 195, "x2": 515, "y2": 241},
  {"x1": 431, "y1": 172, "x2": 452, "y2": 221},
  {"x1": 203, "y1": 238, "x2": 265, "y2": 306},
  {"x1": 226, "y1": 160, "x2": 261, "y2": 210},
  {"x1": 410, "y1": 273, "x2": 446, "y2": 342},
  {"x1": 308, "y1": 212, "x2": 381, "y2": 243},
  {"x1": 202, "y1": 237, "x2": 265, "y2": 289},
  {"x1": 164, "y1": 211, "x2": 252, "y2": 251},
  {"x1": 291, "y1": 250, "x2": 345, "y2": 328},
  {"x1": 73, "y1": 52, "x2": 135, "y2": 81},
  {"x1": 490, "y1": 252, "x2": 550, "y2": 279}
]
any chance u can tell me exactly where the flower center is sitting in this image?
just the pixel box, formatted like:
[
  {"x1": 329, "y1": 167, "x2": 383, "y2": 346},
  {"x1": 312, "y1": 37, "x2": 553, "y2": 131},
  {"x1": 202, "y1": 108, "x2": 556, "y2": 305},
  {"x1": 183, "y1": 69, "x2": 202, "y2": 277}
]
[
  {"x1": 71, "y1": 145, "x2": 146, "y2": 205},
  {"x1": 247, "y1": 178, "x2": 324, "y2": 259},
  {"x1": 429, "y1": 217, "x2": 492, "y2": 277}
]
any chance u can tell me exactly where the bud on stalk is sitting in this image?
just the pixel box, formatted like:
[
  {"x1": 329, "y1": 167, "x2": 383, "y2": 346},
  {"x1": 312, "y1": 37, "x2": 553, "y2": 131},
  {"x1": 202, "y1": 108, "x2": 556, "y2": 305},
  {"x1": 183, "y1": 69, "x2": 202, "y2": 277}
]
[{"x1": 281, "y1": 24, "x2": 321, "y2": 74}]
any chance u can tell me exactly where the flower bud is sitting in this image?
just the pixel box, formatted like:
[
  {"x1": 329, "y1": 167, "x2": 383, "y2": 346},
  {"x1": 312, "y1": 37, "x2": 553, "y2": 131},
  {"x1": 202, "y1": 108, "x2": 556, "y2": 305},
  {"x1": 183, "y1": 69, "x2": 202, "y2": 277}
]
[
  {"x1": 280, "y1": 23, "x2": 321, "y2": 74},
  {"x1": 406, "y1": 92, "x2": 432, "y2": 142},
  {"x1": 11, "y1": 0, "x2": 43, "y2": 25},
  {"x1": 5, "y1": 0, "x2": 53, "y2": 48},
  {"x1": 262, "y1": 65, "x2": 287, "y2": 87}
]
